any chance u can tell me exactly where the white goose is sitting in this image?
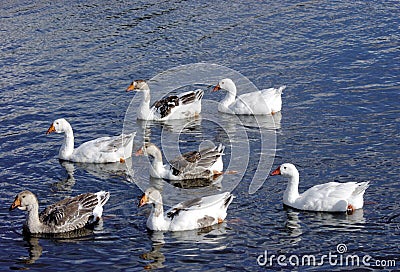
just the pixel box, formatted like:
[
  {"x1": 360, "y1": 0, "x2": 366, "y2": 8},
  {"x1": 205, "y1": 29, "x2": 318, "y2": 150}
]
[
  {"x1": 138, "y1": 187, "x2": 234, "y2": 231},
  {"x1": 270, "y1": 163, "x2": 370, "y2": 213},
  {"x1": 213, "y1": 78, "x2": 285, "y2": 115},
  {"x1": 136, "y1": 142, "x2": 225, "y2": 180},
  {"x1": 9, "y1": 190, "x2": 110, "y2": 234},
  {"x1": 126, "y1": 80, "x2": 204, "y2": 120},
  {"x1": 46, "y1": 118, "x2": 135, "y2": 163}
]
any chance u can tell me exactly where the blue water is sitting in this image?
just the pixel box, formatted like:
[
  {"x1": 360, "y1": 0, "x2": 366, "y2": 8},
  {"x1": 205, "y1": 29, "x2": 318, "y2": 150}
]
[{"x1": 1, "y1": 0, "x2": 399, "y2": 271}]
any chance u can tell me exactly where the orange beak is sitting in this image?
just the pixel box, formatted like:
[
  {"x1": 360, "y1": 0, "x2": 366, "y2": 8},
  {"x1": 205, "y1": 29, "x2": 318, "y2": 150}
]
[
  {"x1": 135, "y1": 147, "x2": 144, "y2": 156},
  {"x1": 126, "y1": 81, "x2": 135, "y2": 92},
  {"x1": 46, "y1": 124, "x2": 56, "y2": 134},
  {"x1": 212, "y1": 84, "x2": 221, "y2": 92},
  {"x1": 9, "y1": 196, "x2": 21, "y2": 211},
  {"x1": 270, "y1": 166, "x2": 281, "y2": 176},
  {"x1": 138, "y1": 193, "x2": 148, "y2": 207}
]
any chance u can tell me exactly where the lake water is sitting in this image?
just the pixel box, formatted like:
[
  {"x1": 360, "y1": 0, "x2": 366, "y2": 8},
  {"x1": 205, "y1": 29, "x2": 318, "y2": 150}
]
[{"x1": 1, "y1": 0, "x2": 399, "y2": 271}]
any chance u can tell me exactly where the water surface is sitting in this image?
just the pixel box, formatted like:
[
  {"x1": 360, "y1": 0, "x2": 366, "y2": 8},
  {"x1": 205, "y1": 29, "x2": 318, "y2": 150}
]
[{"x1": 0, "y1": 0, "x2": 399, "y2": 270}]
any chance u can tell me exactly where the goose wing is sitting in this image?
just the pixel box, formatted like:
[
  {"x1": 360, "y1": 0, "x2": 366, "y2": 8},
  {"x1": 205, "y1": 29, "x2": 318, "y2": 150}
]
[
  {"x1": 39, "y1": 192, "x2": 109, "y2": 232},
  {"x1": 166, "y1": 192, "x2": 234, "y2": 230},
  {"x1": 169, "y1": 144, "x2": 224, "y2": 176},
  {"x1": 152, "y1": 90, "x2": 204, "y2": 119},
  {"x1": 78, "y1": 133, "x2": 134, "y2": 154}
]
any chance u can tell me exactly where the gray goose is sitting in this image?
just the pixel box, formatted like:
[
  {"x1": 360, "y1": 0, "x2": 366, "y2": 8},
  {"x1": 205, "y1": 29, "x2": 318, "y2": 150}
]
[
  {"x1": 9, "y1": 190, "x2": 110, "y2": 234},
  {"x1": 136, "y1": 142, "x2": 225, "y2": 180}
]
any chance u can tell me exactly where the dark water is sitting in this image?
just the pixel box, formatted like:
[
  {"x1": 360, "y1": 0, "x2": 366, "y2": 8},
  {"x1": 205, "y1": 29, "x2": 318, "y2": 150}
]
[{"x1": 1, "y1": 0, "x2": 399, "y2": 271}]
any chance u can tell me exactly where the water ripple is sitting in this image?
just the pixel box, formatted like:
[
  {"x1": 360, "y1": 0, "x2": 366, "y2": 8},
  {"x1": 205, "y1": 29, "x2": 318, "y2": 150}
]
[{"x1": 1, "y1": 0, "x2": 399, "y2": 270}]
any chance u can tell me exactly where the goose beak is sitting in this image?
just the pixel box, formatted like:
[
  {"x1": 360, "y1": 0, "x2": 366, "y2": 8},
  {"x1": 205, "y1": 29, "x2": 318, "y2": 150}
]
[
  {"x1": 270, "y1": 166, "x2": 281, "y2": 176},
  {"x1": 46, "y1": 124, "x2": 56, "y2": 134},
  {"x1": 126, "y1": 82, "x2": 135, "y2": 92},
  {"x1": 138, "y1": 193, "x2": 148, "y2": 207},
  {"x1": 135, "y1": 147, "x2": 144, "y2": 156},
  {"x1": 212, "y1": 84, "x2": 221, "y2": 92},
  {"x1": 9, "y1": 196, "x2": 21, "y2": 211}
]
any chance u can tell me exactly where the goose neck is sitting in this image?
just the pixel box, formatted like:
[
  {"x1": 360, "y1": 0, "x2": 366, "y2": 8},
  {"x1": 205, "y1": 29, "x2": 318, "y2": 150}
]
[
  {"x1": 283, "y1": 172, "x2": 300, "y2": 204},
  {"x1": 59, "y1": 126, "x2": 74, "y2": 159},
  {"x1": 138, "y1": 89, "x2": 152, "y2": 119},
  {"x1": 220, "y1": 87, "x2": 236, "y2": 109},
  {"x1": 25, "y1": 203, "x2": 43, "y2": 233}
]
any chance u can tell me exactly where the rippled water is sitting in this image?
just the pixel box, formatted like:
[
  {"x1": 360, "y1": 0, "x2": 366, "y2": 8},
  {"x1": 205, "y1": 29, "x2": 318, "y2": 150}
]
[{"x1": 1, "y1": 0, "x2": 399, "y2": 271}]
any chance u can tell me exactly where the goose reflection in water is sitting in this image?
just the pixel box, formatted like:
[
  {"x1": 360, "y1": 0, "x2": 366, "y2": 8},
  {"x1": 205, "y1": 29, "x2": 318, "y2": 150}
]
[
  {"x1": 18, "y1": 226, "x2": 98, "y2": 265},
  {"x1": 52, "y1": 157, "x2": 135, "y2": 191},
  {"x1": 141, "y1": 223, "x2": 228, "y2": 269},
  {"x1": 21, "y1": 236, "x2": 42, "y2": 264},
  {"x1": 168, "y1": 174, "x2": 223, "y2": 190},
  {"x1": 134, "y1": 116, "x2": 202, "y2": 147},
  {"x1": 235, "y1": 111, "x2": 282, "y2": 130},
  {"x1": 141, "y1": 231, "x2": 166, "y2": 270},
  {"x1": 284, "y1": 209, "x2": 303, "y2": 245},
  {"x1": 282, "y1": 207, "x2": 366, "y2": 246},
  {"x1": 51, "y1": 160, "x2": 76, "y2": 191}
]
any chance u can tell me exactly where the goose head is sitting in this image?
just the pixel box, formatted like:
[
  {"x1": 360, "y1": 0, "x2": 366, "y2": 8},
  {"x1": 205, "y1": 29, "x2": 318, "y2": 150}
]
[
  {"x1": 126, "y1": 80, "x2": 149, "y2": 92},
  {"x1": 135, "y1": 143, "x2": 162, "y2": 159},
  {"x1": 270, "y1": 163, "x2": 299, "y2": 179},
  {"x1": 213, "y1": 78, "x2": 237, "y2": 95},
  {"x1": 46, "y1": 118, "x2": 70, "y2": 134},
  {"x1": 138, "y1": 187, "x2": 162, "y2": 207},
  {"x1": 9, "y1": 190, "x2": 38, "y2": 212}
]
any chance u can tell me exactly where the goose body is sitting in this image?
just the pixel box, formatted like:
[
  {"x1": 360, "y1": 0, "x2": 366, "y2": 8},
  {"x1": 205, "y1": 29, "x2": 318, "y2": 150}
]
[
  {"x1": 137, "y1": 142, "x2": 224, "y2": 180},
  {"x1": 138, "y1": 187, "x2": 234, "y2": 231},
  {"x1": 46, "y1": 118, "x2": 135, "y2": 163},
  {"x1": 126, "y1": 80, "x2": 203, "y2": 121},
  {"x1": 270, "y1": 163, "x2": 369, "y2": 213},
  {"x1": 213, "y1": 78, "x2": 285, "y2": 115},
  {"x1": 9, "y1": 190, "x2": 110, "y2": 234}
]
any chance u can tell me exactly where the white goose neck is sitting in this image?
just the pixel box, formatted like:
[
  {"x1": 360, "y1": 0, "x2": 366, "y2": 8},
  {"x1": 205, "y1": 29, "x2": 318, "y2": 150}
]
[
  {"x1": 147, "y1": 198, "x2": 168, "y2": 230},
  {"x1": 219, "y1": 84, "x2": 237, "y2": 111},
  {"x1": 283, "y1": 172, "x2": 300, "y2": 205},
  {"x1": 146, "y1": 146, "x2": 165, "y2": 177},
  {"x1": 138, "y1": 89, "x2": 152, "y2": 120},
  {"x1": 151, "y1": 156, "x2": 166, "y2": 179},
  {"x1": 59, "y1": 124, "x2": 74, "y2": 160}
]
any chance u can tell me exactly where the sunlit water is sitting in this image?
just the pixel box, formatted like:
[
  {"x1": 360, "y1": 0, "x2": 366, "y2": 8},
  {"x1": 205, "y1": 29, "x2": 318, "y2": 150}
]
[{"x1": 0, "y1": 1, "x2": 399, "y2": 271}]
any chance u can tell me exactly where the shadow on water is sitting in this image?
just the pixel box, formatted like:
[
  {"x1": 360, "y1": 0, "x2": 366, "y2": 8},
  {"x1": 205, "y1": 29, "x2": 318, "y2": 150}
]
[
  {"x1": 51, "y1": 158, "x2": 135, "y2": 192},
  {"x1": 141, "y1": 222, "x2": 229, "y2": 270},
  {"x1": 1, "y1": 0, "x2": 399, "y2": 270},
  {"x1": 277, "y1": 206, "x2": 366, "y2": 249},
  {"x1": 15, "y1": 224, "x2": 100, "y2": 266}
]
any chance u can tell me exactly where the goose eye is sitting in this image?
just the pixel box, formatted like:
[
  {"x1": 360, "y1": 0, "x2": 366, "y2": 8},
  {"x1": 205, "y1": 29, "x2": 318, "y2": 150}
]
[
  {"x1": 283, "y1": 166, "x2": 287, "y2": 170},
  {"x1": 22, "y1": 196, "x2": 25, "y2": 198}
]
